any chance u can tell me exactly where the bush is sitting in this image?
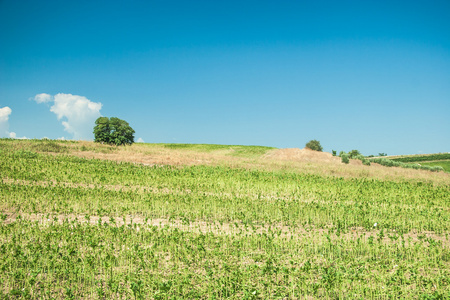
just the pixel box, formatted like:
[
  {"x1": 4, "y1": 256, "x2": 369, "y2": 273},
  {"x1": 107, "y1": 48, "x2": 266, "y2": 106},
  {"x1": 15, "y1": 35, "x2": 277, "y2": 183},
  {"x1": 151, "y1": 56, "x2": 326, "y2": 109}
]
[
  {"x1": 354, "y1": 155, "x2": 371, "y2": 166},
  {"x1": 332, "y1": 150, "x2": 337, "y2": 156},
  {"x1": 368, "y1": 158, "x2": 443, "y2": 172},
  {"x1": 305, "y1": 140, "x2": 323, "y2": 152},
  {"x1": 341, "y1": 154, "x2": 349, "y2": 164},
  {"x1": 348, "y1": 150, "x2": 361, "y2": 159}
]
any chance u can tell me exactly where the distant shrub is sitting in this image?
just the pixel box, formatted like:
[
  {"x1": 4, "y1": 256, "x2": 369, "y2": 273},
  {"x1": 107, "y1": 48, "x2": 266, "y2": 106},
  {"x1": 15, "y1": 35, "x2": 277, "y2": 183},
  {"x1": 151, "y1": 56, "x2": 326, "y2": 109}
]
[
  {"x1": 305, "y1": 140, "x2": 323, "y2": 152},
  {"x1": 378, "y1": 153, "x2": 387, "y2": 156},
  {"x1": 341, "y1": 154, "x2": 349, "y2": 164},
  {"x1": 338, "y1": 151, "x2": 346, "y2": 157},
  {"x1": 355, "y1": 155, "x2": 371, "y2": 166},
  {"x1": 332, "y1": 150, "x2": 337, "y2": 156},
  {"x1": 348, "y1": 150, "x2": 361, "y2": 159},
  {"x1": 369, "y1": 157, "x2": 443, "y2": 172},
  {"x1": 431, "y1": 166, "x2": 444, "y2": 172},
  {"x1": 362, "y1": 159, "x2": 371, "y2": 166}
]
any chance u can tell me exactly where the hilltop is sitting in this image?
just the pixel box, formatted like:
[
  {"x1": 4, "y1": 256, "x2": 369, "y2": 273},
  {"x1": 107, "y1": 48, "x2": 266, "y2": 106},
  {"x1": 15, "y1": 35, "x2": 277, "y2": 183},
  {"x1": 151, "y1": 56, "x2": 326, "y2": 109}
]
[{"x1": 1, "y1": 138, "x2": 448, "y2": 185}]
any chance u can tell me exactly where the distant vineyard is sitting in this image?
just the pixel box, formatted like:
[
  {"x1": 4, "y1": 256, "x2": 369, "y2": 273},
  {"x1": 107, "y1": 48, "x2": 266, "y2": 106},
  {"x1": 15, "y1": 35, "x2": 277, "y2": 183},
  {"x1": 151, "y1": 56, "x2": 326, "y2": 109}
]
[
  {"x1": 390, "y1": 153, "x2": 450, "y2": 163},
  {"x1": 368, "y1": 157, "x2": 444, "y2": 172}
]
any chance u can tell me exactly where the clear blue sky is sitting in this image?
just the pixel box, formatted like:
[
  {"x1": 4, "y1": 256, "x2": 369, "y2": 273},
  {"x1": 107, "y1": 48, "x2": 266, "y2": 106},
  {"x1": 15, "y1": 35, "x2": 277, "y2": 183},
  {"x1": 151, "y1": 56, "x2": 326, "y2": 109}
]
[{"x1": 1, "y1": 0, "x2": 449, "y2": 155}]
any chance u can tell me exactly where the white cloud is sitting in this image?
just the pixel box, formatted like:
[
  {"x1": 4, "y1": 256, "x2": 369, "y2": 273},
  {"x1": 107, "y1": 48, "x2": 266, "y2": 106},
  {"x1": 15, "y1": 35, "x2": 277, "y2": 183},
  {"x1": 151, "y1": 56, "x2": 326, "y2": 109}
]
[
  {"x1": 0, "y1": 106, "x2": 11, "y2": 121},
  {"x1": 33, "y1": 93, "x2": 53, "y2": 103},
  {"x1": 33, "y1": 93, "x2": 102, "y2": 140},
  {"x1": 9, "y1": 132, "x2": 28, "y2": 139},
  {"x1": 136, "y1": 137, "x2": 144, "y2": 143},
  {"x1": 0, "y1": 106, "x2": 12, "y2": 138}
]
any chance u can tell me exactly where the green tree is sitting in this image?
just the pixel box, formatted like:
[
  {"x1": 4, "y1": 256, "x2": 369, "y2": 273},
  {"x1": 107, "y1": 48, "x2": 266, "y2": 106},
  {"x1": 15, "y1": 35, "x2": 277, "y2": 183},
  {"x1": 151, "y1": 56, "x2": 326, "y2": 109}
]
[
  {"x1": 347, "y1": 150, "x2": 361, "y2": 159},
  {"x1": 305, "y1": 140, "x2": 323, "y2": 152},
  {"x1": 93, "y1": 117, "x2": 111, "y2": 144},
  {"x1": 93, "y1": 117, "x2": 135, "y2": 146}
]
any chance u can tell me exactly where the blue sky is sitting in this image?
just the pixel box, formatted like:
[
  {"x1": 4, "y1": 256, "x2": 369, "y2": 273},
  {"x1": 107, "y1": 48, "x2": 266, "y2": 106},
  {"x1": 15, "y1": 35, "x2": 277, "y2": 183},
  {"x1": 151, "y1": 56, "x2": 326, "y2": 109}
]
[{"x1": 1, "y1": 0, "x2": 449, "y2": 155}]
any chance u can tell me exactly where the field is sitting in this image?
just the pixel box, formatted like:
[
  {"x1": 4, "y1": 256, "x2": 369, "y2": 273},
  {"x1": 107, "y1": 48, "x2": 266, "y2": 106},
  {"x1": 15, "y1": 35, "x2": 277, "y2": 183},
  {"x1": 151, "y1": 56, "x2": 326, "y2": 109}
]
[
  {"x1": 420, "y1": 161, "x2": 450, "y2": 173},
  {"x1": 1, "y1": 139, "x2": 450, "y2": 299},
  {"x1": 388, "y1": 153, "x2": 450, "y2": 173}
]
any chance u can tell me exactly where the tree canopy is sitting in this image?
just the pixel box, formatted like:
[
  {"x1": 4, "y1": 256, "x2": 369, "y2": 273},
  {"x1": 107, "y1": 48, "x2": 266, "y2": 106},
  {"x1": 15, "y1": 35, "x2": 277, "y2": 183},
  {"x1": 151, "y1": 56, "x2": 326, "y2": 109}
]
[
  {"x1": 305, "y1": 140, "x2": 323, "y2": 152},
  {"x1": 93, "y1": 117, "x2": 135, "y2": 146}
]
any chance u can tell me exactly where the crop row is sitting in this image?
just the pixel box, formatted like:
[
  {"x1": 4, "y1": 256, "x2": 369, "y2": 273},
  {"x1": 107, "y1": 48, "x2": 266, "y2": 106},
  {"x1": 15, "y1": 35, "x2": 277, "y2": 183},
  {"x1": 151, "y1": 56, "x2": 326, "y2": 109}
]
[
  {"x1": 368, "y1": 157, "x2": 444, "y2": 172},
  {"x1": 1, "y1": 145, "x2": 450, "y2": 298},
  {"x1": 1, "y1": 220, "x2": 449, "y2": 299},
  {"x1": 1, "y1": 151, "x2": 450, "y2": 232},
  {"x1": 390, "y1": 153, "x2": 450, "y2": 163}
]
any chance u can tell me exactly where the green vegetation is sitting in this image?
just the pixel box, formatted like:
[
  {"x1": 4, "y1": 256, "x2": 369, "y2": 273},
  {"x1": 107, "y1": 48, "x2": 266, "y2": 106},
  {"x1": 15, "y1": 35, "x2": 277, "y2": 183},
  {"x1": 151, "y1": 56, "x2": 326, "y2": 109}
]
[
  {"x1": 337, "y1": 150, "x2": 370, "y2": 166},
  {"x1": 332, "y1": 149, "x2": 445, "y2": 173},
  {"x1": 370, "y1": 157, "x2": 444, "y2": 172},
  {"x1": 305, "y1": 140, "x2": 323, "y2": 152},
  {"x1": 347, "y1": 150, "x2": 361, "y2": 159},
  {"x1": 1, "y1": 140, "x2": 449, "y2": 298},
  {"x1": 420, "y1": 160, "x2": 450, "y2": 173},
  {"x1": 31, "y1": 139, "x2": 69, "y2": 153},
  {"x1": 356, "y1": 155, "x2": 371, "y2": 166},
  {"x1": 160, "y1": 143, "x2": 276, "y2": 158},
  {"x1": 340, "y1": 153, "x2": 349, "y2": 164},
  {"x1": 94, "y1": 117, "x2": 135, "y2": 146},
  {"x1": 390, "y1": 153, "x2": 450, "y2": 163}
]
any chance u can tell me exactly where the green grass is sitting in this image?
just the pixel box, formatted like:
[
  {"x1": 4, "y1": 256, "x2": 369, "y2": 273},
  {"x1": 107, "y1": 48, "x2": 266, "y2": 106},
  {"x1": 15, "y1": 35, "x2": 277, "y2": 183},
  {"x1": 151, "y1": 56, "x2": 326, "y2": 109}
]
[
  {"x1": 368, "y1": 157, "x2": 444, "y2": 172},
  {"x1": 1, "y1": 140, "x2": 450, "y2": 298},
  {"x1": 2, "y1": 219, "x2": 449, "y2": 299},
  {"x1": 390, "y1": 153, "x2": 450, "y2": 163},
  {"x1": 158, "y1": 143, "x2": 276, "y2": 157},
  {"x1": 420, "y1": 160, "x2": 450, "y2": 173}
]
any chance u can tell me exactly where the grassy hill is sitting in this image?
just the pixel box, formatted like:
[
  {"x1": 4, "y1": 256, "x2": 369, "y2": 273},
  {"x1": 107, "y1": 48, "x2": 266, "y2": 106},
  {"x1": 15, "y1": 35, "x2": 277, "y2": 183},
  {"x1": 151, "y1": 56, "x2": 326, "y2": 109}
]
[{"x1": 1, "y1": 139, "x2": 449, "y2": 298}]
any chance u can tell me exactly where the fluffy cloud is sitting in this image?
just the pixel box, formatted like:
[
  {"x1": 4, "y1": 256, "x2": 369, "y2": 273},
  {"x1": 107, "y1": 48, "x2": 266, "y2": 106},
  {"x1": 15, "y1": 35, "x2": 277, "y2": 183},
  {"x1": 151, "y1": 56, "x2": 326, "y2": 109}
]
[
  {"x1": 0, "y1": 106, "x2": 12, "y2": 137},
  {"x1": 136, "y1": 137, "x2": 145, "y2": 143},
  {"x1": 0, "y1": 107, "x2": 27, "y2": 139},
  {"x1": 33, "y1": 93, "x2": 102, "y2": 140},
  {"x1": 9, "y1": 132, "x2": 28, "y2": 139},
  {"x1": 33, "y1": 93, "x2": 53, "y2": 103}
]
